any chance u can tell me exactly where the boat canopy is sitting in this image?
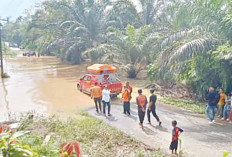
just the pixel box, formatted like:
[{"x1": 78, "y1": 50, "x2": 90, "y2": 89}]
[{"x1": 87, "y1": 64, "x2": 117, "y2": 73}]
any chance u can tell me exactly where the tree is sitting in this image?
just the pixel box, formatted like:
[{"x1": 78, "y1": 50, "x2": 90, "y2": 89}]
[
  {"x1": 84, "y1": 24, "x2": 157, "y2": 78},
  {"x1": 23, "y1": 0, "x2": 129, "y2": 64},
  {"x1": 147, "y1": 0, "x2": 232, "y2": 95}
]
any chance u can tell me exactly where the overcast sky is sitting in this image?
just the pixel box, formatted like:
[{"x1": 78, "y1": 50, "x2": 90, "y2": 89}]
[
  {"x1": 0, "y1": 0, "x2": 42, "y2": 20},
  {"x1": 0, "y1": 0, "x2": 140, "y2": 20}
]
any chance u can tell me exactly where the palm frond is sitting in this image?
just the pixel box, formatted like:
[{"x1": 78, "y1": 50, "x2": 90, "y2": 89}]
[
  {"x1": 82, "y1": 44, "x2": 121, "y2": 62},
  {"x1": 169, "y1": 37, "x2": 220, "y2": 63},
  {"x1": 161, "y1": 29, "x2": 194, "y2": 48}
]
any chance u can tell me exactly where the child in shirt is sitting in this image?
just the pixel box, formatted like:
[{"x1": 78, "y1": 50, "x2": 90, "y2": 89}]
[{"x1": 170, "y1": 120, "x2": 183, "y2": 155}]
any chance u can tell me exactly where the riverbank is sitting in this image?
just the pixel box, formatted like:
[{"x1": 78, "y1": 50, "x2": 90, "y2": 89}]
[
  {"x1": 5, "y1": 112, "x2": 164, "y2": 157},
  {"x1": 88, "y1": 102, "x2": 232, "y2": 157},
  {"x1": 1, "y1": 51, "x2": 232, "y2": 157}
]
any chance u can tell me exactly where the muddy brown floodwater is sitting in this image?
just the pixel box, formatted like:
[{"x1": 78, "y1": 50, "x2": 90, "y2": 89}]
[
  {"x1": 0, "y1": 53, "x2": 145, "y2": 122},
  {"x1": 0, "y1": 54, "x2": 93, "y2": 121}
]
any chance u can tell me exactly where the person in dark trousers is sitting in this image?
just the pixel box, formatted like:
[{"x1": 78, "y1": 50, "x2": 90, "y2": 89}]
[
  {"x1": 169, "y1": 120, "x2": 183, "y2": 155},
  {"x1": 122, "y1": 86, "x2": 131, "y2": 115},
  {"x1": 136, "y1": 89, "x2": 147, "y2": 128},
  {"x1": 102, "y1": 85, "x2": 112, "y2": 116},
  {"x1": 205, "y1": 86, "x2": 220, "y2": 123},
  {"x1": 217, "y1": 88, "x2": 227, "y2": 118},
  {"x1": 91, "y1": 82, "x2": 102, "y2": 113},
  {"x1": 147, "y1": 89, "x2": 162, "y2": 126}
]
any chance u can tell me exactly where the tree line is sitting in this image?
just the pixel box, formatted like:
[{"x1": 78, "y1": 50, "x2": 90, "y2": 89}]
[{"x1": 2, "y1": 0, "x2": 232, "y2": 97}]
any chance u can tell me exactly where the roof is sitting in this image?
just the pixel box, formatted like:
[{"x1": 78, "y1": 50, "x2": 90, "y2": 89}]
[{"x1": 87, "y1": 64, "x2": 117, "y2": 73}]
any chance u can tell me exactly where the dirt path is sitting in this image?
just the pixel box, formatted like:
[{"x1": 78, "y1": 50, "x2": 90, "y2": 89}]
[{"x1": 88, "y1": 102, "x2": 232, "y2": 157}]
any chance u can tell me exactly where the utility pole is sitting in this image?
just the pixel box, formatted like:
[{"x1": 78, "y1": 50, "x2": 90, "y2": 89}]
[{"x1": 0, "y1": 17, "x2": 9, "y2": 78}]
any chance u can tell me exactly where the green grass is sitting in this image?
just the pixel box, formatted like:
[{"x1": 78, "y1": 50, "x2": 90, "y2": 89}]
[
  {"x1": 18, "y1": 113, "x2": 164, "y2": 157},
  {"x1": 158, "y1": 95, "x2": 206, "y2": 114}
]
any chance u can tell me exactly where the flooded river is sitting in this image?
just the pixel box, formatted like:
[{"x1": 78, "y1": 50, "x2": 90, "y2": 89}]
[
  {"x1": 0, "y1": 54, "x2": 94, "y2": 121},
  {"x1": 0, "y1": 52, "x2": 146, "y2": 122}
]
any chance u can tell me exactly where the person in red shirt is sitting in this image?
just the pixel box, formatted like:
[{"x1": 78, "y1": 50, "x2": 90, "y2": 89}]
[
  {"x1": 169, "y1": 120, "x2": 183, "y2": 155},
  {"x1": 136, "y1": 89, "x2": 147, "y2": 128}
]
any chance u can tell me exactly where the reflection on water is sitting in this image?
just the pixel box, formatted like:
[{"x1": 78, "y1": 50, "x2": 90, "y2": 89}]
[
  {"x1": 0, "y1": 54, "x2": 148, "y2": 122},
  {"x1": 0, "y1": 78, "x2": 10, "y2": 121}
]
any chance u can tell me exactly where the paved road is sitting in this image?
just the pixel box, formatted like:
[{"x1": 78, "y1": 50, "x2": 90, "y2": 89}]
[{"x1": 88, "y1": 102, "x2": 232, "y2": 157}]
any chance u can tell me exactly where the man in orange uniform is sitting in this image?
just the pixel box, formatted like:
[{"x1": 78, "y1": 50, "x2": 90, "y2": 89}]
[
  {"x1": 122, "y1": 86, "x2": 131, "y2": 115},
  {"x1": 91, "y1": 82, "x2": 102, "y2": 113},
  {"x1": 136, "y1": 89, "x2": 147, "y2": 128},
  {"x1": 125, "y1": 82, "x2": 132, "y2": 96}
]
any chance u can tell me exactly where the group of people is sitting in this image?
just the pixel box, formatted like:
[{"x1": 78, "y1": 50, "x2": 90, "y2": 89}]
[
  {"x1": 206, "y1": 87, "x2": 232, "y2": 124},
  {"x1": 91, "y1": 82, "x2": 183, "y2": 155},
  {"x1": 91, "y1": 81, "x2": 162, "y2": 127},
  {"x1": 121, "y1": 83, "x2": 162, "y2": 128},
  {"x1": 91, "y1": 82, "x2": 112, "y2": 116}
]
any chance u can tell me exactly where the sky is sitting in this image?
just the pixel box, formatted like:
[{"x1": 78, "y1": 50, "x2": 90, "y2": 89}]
[
  {"x1": 0, "y1": 0, "x2": 140, "y2": 20},
  {"x1": 0, "y1": 0, "x2": 42, "y2": 20}
]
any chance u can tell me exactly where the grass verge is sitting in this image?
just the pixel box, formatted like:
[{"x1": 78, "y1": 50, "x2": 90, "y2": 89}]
[
  {"x1": 158, "y1": 95, "x2": 206, "y2": 114},
  {"x1": 17, "y1": 112, "x2": 164, "y2": 157},
  {"x1": 3, "y1": 44, "x2": 17, "y2": 56}
]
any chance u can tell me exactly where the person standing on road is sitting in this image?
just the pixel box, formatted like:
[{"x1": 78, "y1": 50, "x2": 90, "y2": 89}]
[
  {"x1": 147, "y1": 89, "x2": 162, "y2": 126},
  {"x1": 125, "y1": 81, "x2": 132, "y2": 96},
  {"x1": 91, "y1": 82, "x2": 102, "y2": 113},
  {"x1": 169, "y1": 120, "x2": 183, "y2": 155},
  {"x1": 136, "y1": 89, "x2": 147, "y2": 128},
  {"x1": 222, "y1": 95, "x2": 231, "y2": 121},
  {"x1": 102, "y1": 85, "x2": 112, "y2": 116},
  {"x1": 122, "y1": 86, "x2": 131, "y2": 115},
  {"x1": 217, "y1": 88, "x2": 227, "y2": 118},
  {"x1": 205, "y1": 87, "x2": 219, "y2": 123}
]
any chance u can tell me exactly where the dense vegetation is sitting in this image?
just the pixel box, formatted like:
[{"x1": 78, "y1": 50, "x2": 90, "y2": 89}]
[
  {"x1": 0, "y1": 113, "x2": 163, "y2": 156},
  {"x1": 2, "y1": 0, "x2": 232, "y2": 97}
]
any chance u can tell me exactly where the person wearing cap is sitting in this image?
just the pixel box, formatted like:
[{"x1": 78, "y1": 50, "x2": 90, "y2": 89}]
[
  {"x1": 136, "y1": 89, "x2": 147, "y2": 128},
  {"x1": 102, "y1": 85, "x2": 112, "y2": 116},
  {"x1": 147, "y1": 89, "x2": 162, "y2": 126}
]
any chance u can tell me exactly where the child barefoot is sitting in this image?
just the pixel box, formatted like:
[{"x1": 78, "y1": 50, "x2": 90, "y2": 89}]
[{"x1": 170, "y1": 120, "x2": 183, "y2": 155}]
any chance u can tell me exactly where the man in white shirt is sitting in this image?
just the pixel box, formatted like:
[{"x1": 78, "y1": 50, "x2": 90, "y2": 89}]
[{"x1": 102, "y1": 85, "x2": 112, "y2": 116}]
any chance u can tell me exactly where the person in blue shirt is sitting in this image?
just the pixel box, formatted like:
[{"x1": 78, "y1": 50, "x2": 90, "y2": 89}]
[{"x1": 205, "y1": 87, "x2": 219, "y2": 123}]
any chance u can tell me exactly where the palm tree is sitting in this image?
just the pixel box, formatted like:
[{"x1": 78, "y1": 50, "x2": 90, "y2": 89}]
[
  {"x1": 144, "y1": 0, "x2": 232, "y2": 96},
  {"x1": 147, "y1": 0, "x2": 229, "y2": 80},
  {"x1": 84, "y1": 25, "x2": 158, "y2": 78},
  {"x1": 26, "y1": 0, "x2": 124, "y2": 64}
]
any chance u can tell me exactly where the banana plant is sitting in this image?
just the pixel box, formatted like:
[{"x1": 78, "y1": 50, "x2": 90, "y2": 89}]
[
  {"x1": 0, "y1": 125, "x2": 37, "y2": 157},
  {"x1": 59, "y1": 141, "x2": 81, "y2": 157}
]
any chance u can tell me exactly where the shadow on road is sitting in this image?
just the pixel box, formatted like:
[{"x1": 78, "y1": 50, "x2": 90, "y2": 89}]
[
  {"x1": 142, "y1": 126, "x2": 157, "y2": 136},
  {"x1": 150, "y1": 124, "x2": 168, "y2": 132}
]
